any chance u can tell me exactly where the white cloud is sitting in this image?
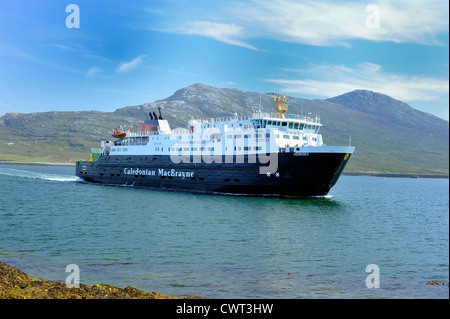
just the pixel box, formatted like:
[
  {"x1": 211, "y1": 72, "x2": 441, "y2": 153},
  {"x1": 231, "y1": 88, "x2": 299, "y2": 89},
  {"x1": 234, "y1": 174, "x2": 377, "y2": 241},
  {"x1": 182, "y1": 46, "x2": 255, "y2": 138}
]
[
  {"x1": 87, "y1": 67, "x2": 103, "y2": 76},
  {"x1": 265, "y1": 62, "x2": 449, "y2": 102},
  {"x1": 174, "y1": 21, "x2": 260, "y2": 50},
  {"x1": 162, "y1": 0, "x2": 448, "y2": 48},
  {"x1": 0, "y1": 102, "x2": 12, "y2": 109},
  {"x1": 235, "y1": 0, "x2": 449, "y2": 46},
  {"x1": 116, "y1": 55, "x2": 147, "y2": 73}
]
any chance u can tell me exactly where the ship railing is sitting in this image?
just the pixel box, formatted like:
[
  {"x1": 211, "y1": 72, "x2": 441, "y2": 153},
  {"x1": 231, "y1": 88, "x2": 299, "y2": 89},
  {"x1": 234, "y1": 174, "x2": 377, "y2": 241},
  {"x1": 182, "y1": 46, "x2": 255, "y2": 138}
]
[
  {"x1": 101, "y1": 141, "x2": 116, "y2": 147},
  {"x1": 188, "y1": 112, "x2": 320, "y2": 125},
  {"x1": 252, "y1": 111, "x2": 321, "y2": 124},
  {"x1": 127, "y1": 131, "x2": 160, "y2": 137},
  {"x1": 189, "y1": 115, "x2": 252, "y2": 125}
]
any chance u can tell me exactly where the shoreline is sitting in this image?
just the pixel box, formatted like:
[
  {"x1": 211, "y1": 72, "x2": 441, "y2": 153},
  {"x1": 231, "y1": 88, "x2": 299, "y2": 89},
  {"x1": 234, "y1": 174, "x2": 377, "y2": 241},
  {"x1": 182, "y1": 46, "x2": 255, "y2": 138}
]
[
  {"x1": 1, "y1": 260, "x2": 448, "y2": 299},
  {"x1": 0, "y1": 261, "x2": 195, "y2": 299},
  {"x1": 0, "y1": 161, "x2": 75, "y2": 167},
  {"x1": 1, "y1": 160, "x2": 448, "y2": 179}
]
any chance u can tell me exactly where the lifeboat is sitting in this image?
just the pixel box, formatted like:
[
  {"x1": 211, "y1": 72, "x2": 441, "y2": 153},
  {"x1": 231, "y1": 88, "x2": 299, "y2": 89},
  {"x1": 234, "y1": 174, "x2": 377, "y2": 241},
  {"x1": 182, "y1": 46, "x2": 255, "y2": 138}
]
[{"x1": 112, "y1": 128, "x2": 126, "y2": 138}]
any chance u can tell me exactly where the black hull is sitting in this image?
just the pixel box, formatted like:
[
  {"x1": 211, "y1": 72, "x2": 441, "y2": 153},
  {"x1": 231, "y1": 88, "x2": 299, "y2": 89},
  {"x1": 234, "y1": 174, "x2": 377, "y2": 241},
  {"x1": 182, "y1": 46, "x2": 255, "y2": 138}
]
[{"x1": 76, "y1": 152, "x2": 351, "y2": 198}]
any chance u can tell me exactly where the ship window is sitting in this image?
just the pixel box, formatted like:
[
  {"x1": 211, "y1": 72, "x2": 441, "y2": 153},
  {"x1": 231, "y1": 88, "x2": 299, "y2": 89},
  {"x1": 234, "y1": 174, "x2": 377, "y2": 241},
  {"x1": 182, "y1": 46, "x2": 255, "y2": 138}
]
[
  {"x1": 275, "y1": 134, "x2": 280, "y2": 138},
  {"x1": 235, "y1": 134, "x2": 242, "y2": 138},
  {"x1": 267, "y1": 120, "x2": 272, "y2": 125},
  {"x1": 254, "y1": 146, "x2": 262, "y2": 150},
  {"x1": 262, "y1": 120, "x2": 267, "y2": 128},
  {"x1": 299, "y1": 124, "x2": 304, "y2": 130},
  {"x1": 277, "y1": 121, "x2": 282, "y2": 126},
  {"x1": 288, "y1": 122, "x2": 294, "y2": 129},
  {"x1": 244, "y1": 146, "x2": 250, "y2": 151},
  {"x1": 303, "y1": 137, "x2": 307, "y2": 140},
  {"x1": 193, "y1": 147, "x2": 198, "y2": 151},
  {"x1": 266, "y1": 133, "x2": 270, "y2": 138},
  {"x1": 294, "y1": 123, "x2": 299, "y2": 129},
  {"x1": 244, "y1": 134, "x2": 250, "y2": 138},
  {"x1": 283, "y1": 135, "x2": 290, "y2": 139},
  {"x1": 282, "y1": 122, "x2": 287, "y2": 126},
  {"x1": 293, "y1": 135, "x2": 300, "y2": 140}
]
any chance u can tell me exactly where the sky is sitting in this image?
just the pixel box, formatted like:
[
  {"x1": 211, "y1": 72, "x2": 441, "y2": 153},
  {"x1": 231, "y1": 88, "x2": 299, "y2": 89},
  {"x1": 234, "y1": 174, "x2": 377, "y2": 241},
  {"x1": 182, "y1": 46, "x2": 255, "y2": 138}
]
[{"x1": 0, "y1": 0, "x2": 448, "y2": 120}]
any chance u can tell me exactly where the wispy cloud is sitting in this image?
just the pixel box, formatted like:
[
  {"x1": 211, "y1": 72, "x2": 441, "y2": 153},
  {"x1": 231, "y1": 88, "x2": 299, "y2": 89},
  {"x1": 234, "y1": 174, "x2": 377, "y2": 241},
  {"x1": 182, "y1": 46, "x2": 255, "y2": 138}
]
[
  {"x1": 0, "y1": 44, "x2": 84, "y2": 75},
  {"x1": 116, "y1": 55, "x2": 147, "y2": 73},
  {"x1": 87, "y1": 67, "x2": 103, "y2": 77},
  {"x1": 159, "y1": 0, "x2": 448, "y2": 49},
  {"x1": 0, "y1": 102, "x2": 12, "y2": 109},
  {"x1": 174, "y1": 21, "x2": 260, "y2": 51},
  {"x1": 233, "y1": 0, "x2": 448, "y2": 46},
  {"x1": 52, "y1": 43, "x2": 114, "y2": 63},
  {"x1": 265, "y1": 62, "x2": 449, "y2": 102}
]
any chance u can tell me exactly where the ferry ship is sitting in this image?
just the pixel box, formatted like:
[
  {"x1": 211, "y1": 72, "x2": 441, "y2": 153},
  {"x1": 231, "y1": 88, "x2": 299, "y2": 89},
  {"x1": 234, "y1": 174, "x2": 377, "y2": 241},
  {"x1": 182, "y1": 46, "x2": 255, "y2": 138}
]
[{"x1": 75, "y1": 94, "x2": 355, "y2": 197}]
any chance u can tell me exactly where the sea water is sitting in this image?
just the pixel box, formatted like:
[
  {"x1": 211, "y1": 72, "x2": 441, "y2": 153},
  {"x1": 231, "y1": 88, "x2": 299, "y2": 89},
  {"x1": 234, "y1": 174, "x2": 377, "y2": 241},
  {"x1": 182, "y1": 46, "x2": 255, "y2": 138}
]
[{"x1": 0, "y1": 164, "x2": 448, "y2": 298}]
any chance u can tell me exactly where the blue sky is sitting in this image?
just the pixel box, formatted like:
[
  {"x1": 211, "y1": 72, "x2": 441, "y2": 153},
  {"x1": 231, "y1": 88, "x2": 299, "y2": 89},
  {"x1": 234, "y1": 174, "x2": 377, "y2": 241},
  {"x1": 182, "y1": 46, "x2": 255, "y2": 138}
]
[{"x1": 0, "y1": 0, "x2": 448, "y2": 119}]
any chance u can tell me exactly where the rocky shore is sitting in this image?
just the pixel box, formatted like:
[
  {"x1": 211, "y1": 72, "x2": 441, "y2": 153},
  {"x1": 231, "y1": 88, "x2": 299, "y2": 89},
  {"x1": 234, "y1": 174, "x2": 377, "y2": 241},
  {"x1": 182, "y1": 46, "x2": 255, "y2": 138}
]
[{"x1": 0, "y1": 261, "x2": 184, "y2": 299}]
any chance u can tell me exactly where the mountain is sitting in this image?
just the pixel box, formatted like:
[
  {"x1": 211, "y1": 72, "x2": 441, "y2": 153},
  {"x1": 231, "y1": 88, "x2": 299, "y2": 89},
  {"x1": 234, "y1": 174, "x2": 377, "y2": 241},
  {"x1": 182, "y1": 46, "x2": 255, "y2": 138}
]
[
  {"x1": 0, "y1": 84, "x2": 448, "y2": 175},
  {"x1": 324, "y1": 90, "x2": 449, "y2": 174}
]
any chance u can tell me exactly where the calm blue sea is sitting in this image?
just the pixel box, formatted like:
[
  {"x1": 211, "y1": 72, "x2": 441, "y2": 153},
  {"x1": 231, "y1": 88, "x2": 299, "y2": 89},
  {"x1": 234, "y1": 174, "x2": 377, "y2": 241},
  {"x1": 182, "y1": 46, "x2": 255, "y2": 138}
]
[{"x1": 0, "y1": 164, "x2": 448, "y2": 298}]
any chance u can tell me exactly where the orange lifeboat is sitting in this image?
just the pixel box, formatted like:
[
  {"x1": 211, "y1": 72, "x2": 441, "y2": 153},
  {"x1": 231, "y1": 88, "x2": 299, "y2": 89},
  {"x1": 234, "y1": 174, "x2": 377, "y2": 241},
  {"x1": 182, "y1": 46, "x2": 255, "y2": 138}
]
[{"x1": 112, "y1": 128, "x2": 126, "y2": 138}]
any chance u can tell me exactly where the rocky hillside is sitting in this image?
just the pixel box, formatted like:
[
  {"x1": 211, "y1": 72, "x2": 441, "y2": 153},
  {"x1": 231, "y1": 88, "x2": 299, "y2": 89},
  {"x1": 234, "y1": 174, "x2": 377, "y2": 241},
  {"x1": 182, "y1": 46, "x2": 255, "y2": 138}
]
[{"x1": 0, "y1": 84, "x2": 448, "y2": 175}]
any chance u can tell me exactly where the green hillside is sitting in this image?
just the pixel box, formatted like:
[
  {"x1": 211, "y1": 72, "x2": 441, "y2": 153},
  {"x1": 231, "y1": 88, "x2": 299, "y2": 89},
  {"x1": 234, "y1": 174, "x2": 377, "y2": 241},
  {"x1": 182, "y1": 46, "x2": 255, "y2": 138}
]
[{"x1": 0, "y1": 83, "x2": 448, "y2": 175}]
